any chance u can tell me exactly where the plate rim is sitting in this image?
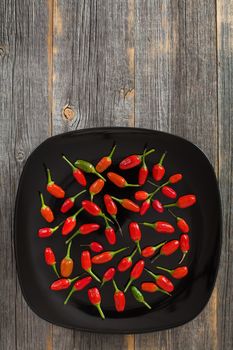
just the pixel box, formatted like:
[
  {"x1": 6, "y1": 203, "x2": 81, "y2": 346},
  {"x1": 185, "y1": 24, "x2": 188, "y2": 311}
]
[{"x1": 14, "y1": 126, "x2": 222, "y2": 334}]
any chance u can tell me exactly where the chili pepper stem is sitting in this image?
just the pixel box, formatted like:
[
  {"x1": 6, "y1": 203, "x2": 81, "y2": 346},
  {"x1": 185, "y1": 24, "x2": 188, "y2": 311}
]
[
  {"x1": 101, "y1": 213, "x2": 114, "y2": 224},
  {"x1": 148, "y1": 180, "x2": 169, "y2": 200},
  {"x1": 143, "y1": 148, "x2": 155, "y2": 157},
  {"x1": 159, "y1": 289, "x2": 171, "y2": 296},
  {"x1": 168, "y1": 209, "x2": 177, "y2": 218},
  {"x1": 124, "y1": 279, "x2": 133, "y2": 292},
  {"x1": 47, "y1": 168, "x2": 52, "y2": 183},
  {"x1": 40, "y1": 192, "x2": 45, "y2": 206},
  {"x1": 52, "y1": 264, "x2": 60, "y2": 278},
  {"x1": 112, "y1": 279, "x2": 119, "y2": 292},
  {"x1": 65, "y1": 230, "x2": 80, "y2": 244},
  {"x1": 156, "y1": 266, "x2": 171, "y2": 274},
  {"x1": 62, "y1": 155, "x2": 76, "y2": 170},
  {"x1": 108, "y1": 144, "x2": 116, "y2": 158},
  {"x1": 113, "y1": 247, "x2": 129, "y2": 256},
  {"x1": 127, "y1": 183, "x2": 140, "y2": 187},
  {"x1": 145, "y1": 268, "x2": 157, "y2": 279},
  {"x1": 150, "y1": 254, "x2": 160, "y2": 263},
  {"x1": 100, "y1": 281, "x2": 105, "y2": 288},
  {"x1": 90, "y1": 194, "x2": 94, "y2": 201},
  {"x1": 87, "y1": 269, "x2": 101, "y2": 283},
  {"x1": 142, "y1": 300, "x2": 152, "y2": 309},
  {"x1": 130, "y1": 247, "x2": 138, "y2": 259},
  {"x1": 112, "y1": 216, "x2": 123, "y2": 236},
  {"x1": 136, "y1": 241, "x2": 141, "y2": 254},
  {"x1": 147, "y1": 180, "x2": 159, "y2": 187},
  {"x1": 164, "y1": 203, "x2": 176, "y2": 208},
  {"x1": 159, "y1": 152, "x2": 167, "y2": 165},
  {"x1": 94, "y1": 171, "x2": 106, "y2": 181},
  {"x1": 96, "y1": 303, "x2": 105, "y2": 320},
  {"x1": 179, "y1": 253, "x2": 187, "y2": 264},
  {"x1": 66, "y1": 241, "x2": 72, "y2": 259},
  {"x1": 142, "y1": 222, "x2": 154, "y2": 229},
  {"x1": 72, "y1": 189, "x2": 86, "y2": 200},
  {"x1": 73, "y1": 207, "x2": 84, "y2": 218},
  {"x1": 64, "y1": 287, "x2": 75, "y2": 305}
]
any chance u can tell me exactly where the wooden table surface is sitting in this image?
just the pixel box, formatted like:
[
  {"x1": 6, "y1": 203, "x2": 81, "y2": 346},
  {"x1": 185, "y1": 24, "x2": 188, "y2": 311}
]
[{"x1": 0, "y1": 1, "x2": 232, "y2": 349}]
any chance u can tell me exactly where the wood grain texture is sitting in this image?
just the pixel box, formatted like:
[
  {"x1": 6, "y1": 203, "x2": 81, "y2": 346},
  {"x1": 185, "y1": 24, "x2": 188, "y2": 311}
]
[
  {"x1": 0, "y1": 1, "x2": 53, "y2": 350},
  {"x1": 135, "y1": 2, "x2": 219, "y2": 350},
  {"x1": 217, "y1": 1, "x2": 233, "y2": 349},
  {"x1": 50, "y1": 0, "x2": 135, "y2": 349},
  {"x1": 0, "y1": 0, "x2": 232, "y2": 349}
]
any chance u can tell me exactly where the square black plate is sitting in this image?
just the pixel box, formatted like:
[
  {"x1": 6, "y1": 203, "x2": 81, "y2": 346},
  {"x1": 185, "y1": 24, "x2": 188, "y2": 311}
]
[{"x1": 14, "y1": 127, "x2": 221, "y2": 333}]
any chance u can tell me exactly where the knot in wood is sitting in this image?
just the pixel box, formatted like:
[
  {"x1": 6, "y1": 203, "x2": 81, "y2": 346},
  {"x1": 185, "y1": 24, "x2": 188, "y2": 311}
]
[{"x1": 63, "y1": 106, "x2": 75, "y2": 121}]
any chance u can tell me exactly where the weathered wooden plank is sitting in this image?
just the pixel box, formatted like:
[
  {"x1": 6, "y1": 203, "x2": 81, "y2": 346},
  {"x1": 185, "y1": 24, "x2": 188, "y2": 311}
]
[
  {"x1": 217, "y1": 1, "x2": 233, "y2": 349},
  {"x1": 135, "y1": 1, "x2": 219, "y2": 349},
  {"x1": 50, "y1": 0, "x2": 135, "y2": 348},
  {"x1": 0, "y1": 1, "x2": 52, "y2": 349},
  {"x1": 52, "y1": 0, "x2": 135, "y2": 136}
]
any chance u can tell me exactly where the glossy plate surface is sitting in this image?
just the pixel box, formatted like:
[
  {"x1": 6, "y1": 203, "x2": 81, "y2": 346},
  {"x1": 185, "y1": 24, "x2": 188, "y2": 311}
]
[{"x1": 14, "y1": 127, "x2": 221, "y2": 333}]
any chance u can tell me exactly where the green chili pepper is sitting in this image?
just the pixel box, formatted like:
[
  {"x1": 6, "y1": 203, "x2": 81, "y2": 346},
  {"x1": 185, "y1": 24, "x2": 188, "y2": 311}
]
[
  {"x1": 131, "y1": 286, "x2": 151, "y2": 309},
  {"x1": 74, "y1": 160, "x2": 106, "y2": 181}
]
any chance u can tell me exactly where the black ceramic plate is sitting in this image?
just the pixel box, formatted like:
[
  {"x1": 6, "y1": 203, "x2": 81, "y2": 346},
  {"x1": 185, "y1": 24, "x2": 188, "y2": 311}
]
[{"x1": 14, "y1": 127, "x2": 221, "y2": 333}]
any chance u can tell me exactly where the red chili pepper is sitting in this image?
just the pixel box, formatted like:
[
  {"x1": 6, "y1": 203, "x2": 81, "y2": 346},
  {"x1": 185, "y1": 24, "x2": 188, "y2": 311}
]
[
  {"x1": 62, "y1": 155, "x2": 87, "y2": 186},
  {"x1": 141, "y1": 282, "x2": 171, "y2": 296},
  {"x1": 169, "y1": 173, "x2": 182, "y2": 184},
  {"x1": 82, "y1": 200, "x2": 101, "y2": 216},
  {"x1": 151, "y1": 240, "x2": 180, "y2": 262},
  {"x1": 50, "y1": 276, "x2": 79, "y2": 291},
  {"x1": 62, "y1": 207, "x2": 83, "y2": 235},
  {"x1": 145, "y1": 268, "x2": 174, "y2": 292},
  {"x1": 111, "y1": 196, "x2": 140, "y2": 212},
  {"x1": 124, "y1": 259, "x2": 145, "y2": 292},
  {"x1": 156, "y1": 266, "x2": 188, "y2": 279},
  {"x1": 117, "y1": 248, "x2": 137, "y2": 272},
  {"x1": 152, "y1": 199, "x2": 164, "y2": 213},
  {"x1": 60, "y1": 190, "x2": 86, "y2": 213},
  {"x1": 46, "y1": 168, "x2": 65, "y2": 198},
  {"x1": 101, "y1": 267, "x2": 116, "y2": 287},
  {"x1": 134, "y1": 191, "x2": 149, "y2": 201},
  {"x1": 88, "y1": 287, "x2": 105, "y2": 319},
  {"x1": 140, "y1": 199, "x2": 150, "y2": 216},
  {"x1": 60, "y1": 241, "x2": 73, "y2": 277},
  {"x1": 112, "y1": 280, "x2": 126, "y2": 312},
  {"x1": 104, "y1": 194, "x2": 117, "y2": 216},
  {"x1": 168, "y1": 210, "x2": 189, "y2": 233},
  {"x1": 38, "y1": 221, "x2": 63, "y2": 238},
  {"x1": 65, "y1": 223, "x2": 100, "y2": 244},
  {"x1": 39, "y1": 192, "x2": 54, "y2": 223},
  {"x1": 152, "y1": 152, "x2": 166, "y2": 181},
  {"x1": 141, "y1": 241, "x2": 166, "y2": 258},
  {"x1": 81, "y1": 250, "x2": 100, "y2": 282},
  {"x1": 89, "y1": 179, "x2": 105, "y2": 201},
  {"x1": 129, "y1": 222, "x2": 141, "y2": 253},
  {"x1": 138, "y1": 165, "x2": 148, "y2": 185},
  {"x1": 64, "y1": 276, "x2": 92, "y2": 304},
  {"x1": 44, "y1": 247, "x2": 59, "y2": 277},
  {"x1": 161, "y1": 186, "x2": 177, "y2": 199},
  {"x1": 142, "y1": 221, "x2": 175, "y2": 233},
  {"x1": 107, "y1": 172, "x2": 139, "y2": 188},
  {"x1": 80, "y1": 241, "x2": 103, "y2": 253},
  {"x1": 179, "y1": 234, "x2": 190, "y2": 264},
  {"x1": 164, "y1": 194, "x2": 196, "y2": 209},
  {"x1": 92, "y1": 247, "x2": 128, "y2": 264},
  {"x1": 103, "y1": 195, "x2": 122, "y2": 236},
  {"x1": 105, "y1": 226, "x2": 116, "y2": 245},
  {"x1": 119, "y1": 149, "x2": 155, "y2": 170},
  {"x1": 95, "y1": 145, "x2": 116, "y2": 173}
]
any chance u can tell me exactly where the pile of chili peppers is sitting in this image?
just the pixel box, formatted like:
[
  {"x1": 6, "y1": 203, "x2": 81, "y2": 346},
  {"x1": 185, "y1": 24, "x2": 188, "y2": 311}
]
[{"x1": 38, "y1": 145, "x2": 196, "y2": 319}]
